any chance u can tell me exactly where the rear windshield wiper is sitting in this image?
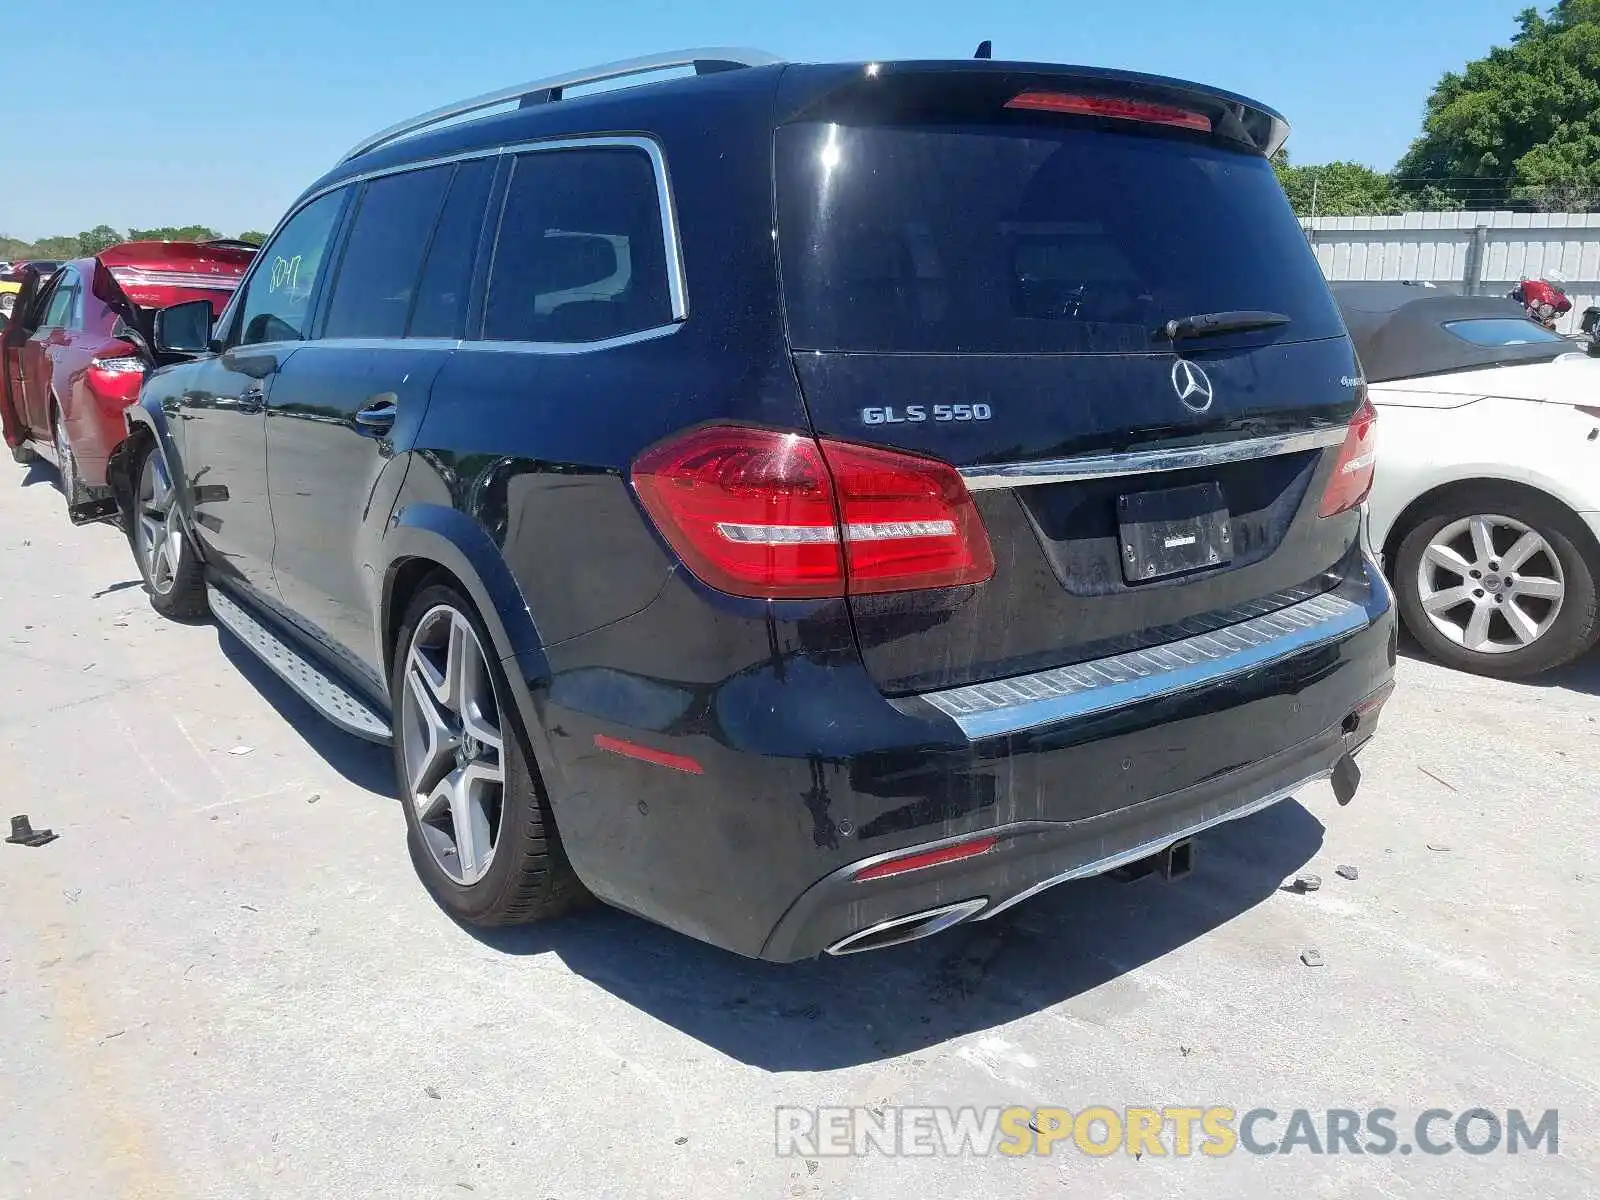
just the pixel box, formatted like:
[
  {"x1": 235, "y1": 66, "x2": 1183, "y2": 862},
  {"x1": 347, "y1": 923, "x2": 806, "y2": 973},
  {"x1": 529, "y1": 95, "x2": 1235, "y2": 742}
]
[{"x1": 1158, "y1": 310, "x2": 1292, "y2": 341}]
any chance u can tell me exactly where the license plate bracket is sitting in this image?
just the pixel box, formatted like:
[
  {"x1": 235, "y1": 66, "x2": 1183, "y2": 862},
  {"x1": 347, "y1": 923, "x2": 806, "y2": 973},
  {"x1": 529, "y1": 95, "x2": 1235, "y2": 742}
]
[{"x1": 1117, "y1": 482, "x2": 1232, "y2": 584}]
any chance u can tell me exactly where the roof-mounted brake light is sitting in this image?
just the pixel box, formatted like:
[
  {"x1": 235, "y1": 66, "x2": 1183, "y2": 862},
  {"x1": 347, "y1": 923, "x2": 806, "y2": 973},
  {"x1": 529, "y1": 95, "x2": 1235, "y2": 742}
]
[{"x1": 1005, "y1": 92, "x2": 1213, "y2": 133}]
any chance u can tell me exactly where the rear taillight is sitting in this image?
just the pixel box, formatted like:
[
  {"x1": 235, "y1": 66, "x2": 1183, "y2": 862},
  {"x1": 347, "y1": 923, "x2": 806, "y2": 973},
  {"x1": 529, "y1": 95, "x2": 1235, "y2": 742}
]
[
  {"x1": 630, "y1": 425, "x2": 995, "y2": 599},
  {"x1": 1318, "y1": 395, "x2": 1378, "y2": 517},
  {"x1": 1005, "y1": 92, "x2": 1213, "y2": 133},
  {"x1": 86, "y1": 352, "x2": 144, "y2": 404}
]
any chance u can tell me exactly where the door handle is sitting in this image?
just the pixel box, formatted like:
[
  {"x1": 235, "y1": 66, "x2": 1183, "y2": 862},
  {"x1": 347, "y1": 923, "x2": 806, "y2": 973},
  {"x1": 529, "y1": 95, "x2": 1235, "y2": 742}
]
[{"x1": 354, "y1": 395, "x2": 397, "y2": 433}]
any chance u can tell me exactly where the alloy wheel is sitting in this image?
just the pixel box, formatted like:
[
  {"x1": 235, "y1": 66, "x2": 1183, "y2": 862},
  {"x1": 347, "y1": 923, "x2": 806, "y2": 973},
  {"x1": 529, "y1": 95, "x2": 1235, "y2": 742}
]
[
  {"x1": 1416, "y1": 514, "x2": 1565, "y2": 655},
  {"x1": 400, "y1": 605, "x2": 505, "y2": 886},
  {"x1": 135, "y1": 451, "x2": 184, "y2": 596}
]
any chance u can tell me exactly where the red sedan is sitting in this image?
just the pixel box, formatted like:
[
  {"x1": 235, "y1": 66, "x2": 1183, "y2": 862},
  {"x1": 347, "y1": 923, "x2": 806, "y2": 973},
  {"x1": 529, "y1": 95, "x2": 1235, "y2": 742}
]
[{"x1": 1, "y1": 240, "x2": 254, "y2": 514}]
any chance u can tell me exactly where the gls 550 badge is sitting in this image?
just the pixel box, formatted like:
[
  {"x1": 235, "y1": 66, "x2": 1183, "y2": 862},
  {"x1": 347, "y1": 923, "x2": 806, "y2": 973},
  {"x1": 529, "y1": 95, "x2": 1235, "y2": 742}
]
[{"x1": 862, "y1": 404, "x2": 993, "y2": 426}]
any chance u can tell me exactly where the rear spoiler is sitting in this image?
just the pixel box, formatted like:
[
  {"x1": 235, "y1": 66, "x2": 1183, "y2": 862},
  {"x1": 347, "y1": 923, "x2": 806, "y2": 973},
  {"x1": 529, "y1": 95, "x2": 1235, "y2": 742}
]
[{"x1": 775, "y1": 60, "x2": 1290, "y2": 157}]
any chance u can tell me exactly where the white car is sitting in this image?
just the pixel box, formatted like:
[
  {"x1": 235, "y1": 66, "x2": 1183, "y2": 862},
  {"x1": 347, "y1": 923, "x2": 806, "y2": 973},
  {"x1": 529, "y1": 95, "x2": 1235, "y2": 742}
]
[{"x1": 1337, "y1": 283, "x2": 1600, "y2": 677}]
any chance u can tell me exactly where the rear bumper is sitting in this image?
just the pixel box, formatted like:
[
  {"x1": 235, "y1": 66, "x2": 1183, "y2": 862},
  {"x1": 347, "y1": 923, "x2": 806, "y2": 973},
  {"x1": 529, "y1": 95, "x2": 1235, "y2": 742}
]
[
  {"x1": 532, "y1": 554, "x2": 1396, "y2": 961},
  {"x1": 761, "y1": 706, "x2": 1378, "y2": 959}
]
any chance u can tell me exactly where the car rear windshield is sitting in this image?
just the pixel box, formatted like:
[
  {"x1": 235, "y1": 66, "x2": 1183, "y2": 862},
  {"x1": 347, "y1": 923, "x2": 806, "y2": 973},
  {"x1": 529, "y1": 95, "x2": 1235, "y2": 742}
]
[{"x1": 775, "y1": 121, "x2": 1344, "y2": 354}]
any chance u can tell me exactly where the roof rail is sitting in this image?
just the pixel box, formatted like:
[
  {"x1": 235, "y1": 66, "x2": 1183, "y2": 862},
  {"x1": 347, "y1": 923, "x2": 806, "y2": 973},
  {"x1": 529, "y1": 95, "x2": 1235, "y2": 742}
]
[{"x1": 339, "y1": 47, "x2": 784, "y2": 165}]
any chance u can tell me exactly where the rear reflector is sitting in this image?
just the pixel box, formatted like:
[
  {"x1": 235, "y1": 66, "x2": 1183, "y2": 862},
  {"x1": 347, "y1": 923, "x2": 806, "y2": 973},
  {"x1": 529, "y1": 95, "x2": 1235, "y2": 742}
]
[
  {"x1": 593, "y1": 733, "x2": 703, "y2": 775},
  {"x1": 631, "y1": 425, "x2": 994, "y2": 599},
  {"x1": 1005, "y1": 92, "x2": 1213, "y2": 133},
  {"x1": 1317, "y1": 395, "x2": 1378, "y2": 517},
  {"x1": 852, "y1": 835, "x2": 999, "y2": 882}
]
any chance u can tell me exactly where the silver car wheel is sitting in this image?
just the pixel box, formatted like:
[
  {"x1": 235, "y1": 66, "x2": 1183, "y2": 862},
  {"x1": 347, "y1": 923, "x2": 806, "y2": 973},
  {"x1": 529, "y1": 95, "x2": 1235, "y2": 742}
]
[
  {"x1": 1416, "y1": 513, "x2": 1565, "y2": 655},
  {"x1": 400, "y1": 604, "x2": 505, "y2": 886},
  {"x1": 135, "y1": 451, "x2": 184, "y2": 596}
]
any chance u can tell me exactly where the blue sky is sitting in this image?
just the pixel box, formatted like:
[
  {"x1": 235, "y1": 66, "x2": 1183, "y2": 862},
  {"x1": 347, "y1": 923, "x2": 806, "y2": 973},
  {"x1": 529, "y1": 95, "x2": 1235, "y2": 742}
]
[{"x1": 8, "y1": 0, "x2": 1530, "y2": 241}]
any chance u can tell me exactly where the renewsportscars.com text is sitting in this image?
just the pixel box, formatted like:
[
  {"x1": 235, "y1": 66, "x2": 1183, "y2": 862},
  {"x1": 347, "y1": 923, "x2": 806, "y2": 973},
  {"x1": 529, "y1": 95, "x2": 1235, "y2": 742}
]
[{"x1": 775, "y1": 1106, "x2": 1559, "y2": 1158}]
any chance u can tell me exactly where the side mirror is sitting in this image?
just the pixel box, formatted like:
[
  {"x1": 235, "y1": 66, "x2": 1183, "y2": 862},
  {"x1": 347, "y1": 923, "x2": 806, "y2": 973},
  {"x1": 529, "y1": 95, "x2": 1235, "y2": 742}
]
[{"x1": 153, "y1": 299, "x2": 214, "y2": 356}]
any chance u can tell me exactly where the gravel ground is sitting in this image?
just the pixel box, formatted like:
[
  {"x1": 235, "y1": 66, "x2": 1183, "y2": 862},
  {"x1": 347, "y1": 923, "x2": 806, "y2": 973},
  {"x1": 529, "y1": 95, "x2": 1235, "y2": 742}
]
[{"x1": 2, "y1": 461, "x2": 1597, "y2": 1200}]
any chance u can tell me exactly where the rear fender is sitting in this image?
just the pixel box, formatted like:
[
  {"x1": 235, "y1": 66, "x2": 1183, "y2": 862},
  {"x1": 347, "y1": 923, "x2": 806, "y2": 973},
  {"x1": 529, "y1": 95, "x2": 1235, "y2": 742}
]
[{"x1": 379, "y1": 503, "x2": 562, "y2": 789}]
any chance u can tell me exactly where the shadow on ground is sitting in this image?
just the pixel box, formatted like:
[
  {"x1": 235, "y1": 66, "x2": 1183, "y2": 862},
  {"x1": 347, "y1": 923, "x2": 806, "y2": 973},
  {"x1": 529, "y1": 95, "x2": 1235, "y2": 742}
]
[
  {"x1": 215, "y1": 627, "x2": 395, "y2": 795},
  {"x1": 1398, "y1": 626, "x2": 1600, "y2": 696},
  {"x1": 207, "y1": 592, "x2": 1325, "y2": 1070},
  {"x1": 470, "y1": 797, "x2": 1324, "y2": 1071}
]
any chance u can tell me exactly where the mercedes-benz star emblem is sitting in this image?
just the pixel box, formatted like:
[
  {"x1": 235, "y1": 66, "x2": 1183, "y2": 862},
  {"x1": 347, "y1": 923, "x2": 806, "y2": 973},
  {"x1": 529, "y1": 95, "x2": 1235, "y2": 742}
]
[{"x1": 1171, "y1": 359, "x2": 1215, "y2": 413}]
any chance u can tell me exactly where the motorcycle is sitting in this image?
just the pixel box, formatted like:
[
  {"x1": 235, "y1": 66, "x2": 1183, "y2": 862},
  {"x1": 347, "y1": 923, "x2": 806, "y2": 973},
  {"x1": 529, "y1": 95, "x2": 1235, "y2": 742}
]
[{"x1": 1509, "y1": 271, "x2": 1573, "y2": 331}]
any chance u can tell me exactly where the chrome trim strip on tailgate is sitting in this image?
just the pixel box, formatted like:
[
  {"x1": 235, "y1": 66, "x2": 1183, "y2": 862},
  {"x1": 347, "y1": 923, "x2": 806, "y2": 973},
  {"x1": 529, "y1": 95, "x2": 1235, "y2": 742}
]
[
  {"x1": 976, "y1": 769, "x2": 1332, "y2": 921},
  {"x1": 921, "y1": 592, "x2": 1369, "y2": 739},
  {"x1": 959, "y1": 427, "x2": 1346, "y2": 491}
]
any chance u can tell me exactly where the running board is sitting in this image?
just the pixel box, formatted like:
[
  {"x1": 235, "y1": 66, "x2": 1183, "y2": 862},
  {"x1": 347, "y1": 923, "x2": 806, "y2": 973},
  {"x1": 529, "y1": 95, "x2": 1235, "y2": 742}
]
[{"x1": 207, "y1": 585, "x2": 392, "y2": 743}]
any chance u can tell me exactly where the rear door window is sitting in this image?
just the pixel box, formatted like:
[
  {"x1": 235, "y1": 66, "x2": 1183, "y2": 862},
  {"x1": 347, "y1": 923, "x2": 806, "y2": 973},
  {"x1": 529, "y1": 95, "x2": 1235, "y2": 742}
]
[
  {"x1": 323, "y1": 165, "x2": 453, "y2": 340},
  {"x1": 776, "y1": 122, "x2": 1344, "y2": 354},
  {"x1": 42, "y1": 271, "x2": 77, "y2": 328},
  {"x1": 483, "y1": 147, "x2": 673, "y2": 343},
  {"x1": 409, "y1": 158, "x2": 496, "y2": 339},
  {"x1": 234, "y1": 190, "x2": 346, "y2": 347}
]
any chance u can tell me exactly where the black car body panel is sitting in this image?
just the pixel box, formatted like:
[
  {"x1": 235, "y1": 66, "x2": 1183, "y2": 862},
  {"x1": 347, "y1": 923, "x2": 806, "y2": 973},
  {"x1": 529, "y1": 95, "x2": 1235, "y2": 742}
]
[{"x1": 108, "y1": 56, "x2": 1393, "y2": 959}]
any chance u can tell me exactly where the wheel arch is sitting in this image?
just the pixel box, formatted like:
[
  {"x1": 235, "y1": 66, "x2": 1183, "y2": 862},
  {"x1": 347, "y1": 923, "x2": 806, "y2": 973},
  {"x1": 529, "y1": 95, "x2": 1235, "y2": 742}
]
[
  {"x1": 107, "y1": 393, "x2": 189, "y2": 532},
  {"x1": 378, "y1": 503, "x2": 562, "y2": 796},
  {"x1": 1380, "y1": 475, "x2": 1600, "y2": 581}
]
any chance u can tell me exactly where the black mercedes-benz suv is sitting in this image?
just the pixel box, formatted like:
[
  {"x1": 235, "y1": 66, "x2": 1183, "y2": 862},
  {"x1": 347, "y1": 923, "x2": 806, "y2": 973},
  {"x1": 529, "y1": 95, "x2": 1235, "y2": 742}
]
[{"x1": 107, "y1": 49, "x2": 1395, "y2": 959}]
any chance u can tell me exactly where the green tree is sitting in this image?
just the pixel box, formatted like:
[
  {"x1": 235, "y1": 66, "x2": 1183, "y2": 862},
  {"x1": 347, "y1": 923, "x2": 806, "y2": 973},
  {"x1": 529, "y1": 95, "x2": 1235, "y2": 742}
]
[
  {"x1": 1272, "y1": 149, "x2": 1405, "y2": 217},
  {"x1": 126, "y1": 225, "x2": 222, "y2": 242},
  {"x1": 77, "y1": 225, "x2": 124, "y2": 254},
  {"x1": 29, "y1": 236, "x2": 81, "y2": 259},
  {"x1": 237, "y1": 231, "x2": 267, "y2": 246},
  {"x1": 1393, "y1": 1, "x2": 1600, "y2": 211}
]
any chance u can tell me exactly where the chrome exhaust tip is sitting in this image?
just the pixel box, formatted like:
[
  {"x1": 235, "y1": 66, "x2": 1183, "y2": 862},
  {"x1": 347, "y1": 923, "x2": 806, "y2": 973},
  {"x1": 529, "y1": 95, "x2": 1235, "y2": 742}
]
[{"x1": 825, "y1": 897, "x2": 988, "y2": 956}]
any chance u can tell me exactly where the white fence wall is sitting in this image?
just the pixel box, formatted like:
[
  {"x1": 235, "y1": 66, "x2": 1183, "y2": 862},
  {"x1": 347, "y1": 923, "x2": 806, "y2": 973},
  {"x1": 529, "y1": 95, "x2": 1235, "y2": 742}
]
[{"x1": 1302, "y1": 211, "x2": 1600, "y2": 336}]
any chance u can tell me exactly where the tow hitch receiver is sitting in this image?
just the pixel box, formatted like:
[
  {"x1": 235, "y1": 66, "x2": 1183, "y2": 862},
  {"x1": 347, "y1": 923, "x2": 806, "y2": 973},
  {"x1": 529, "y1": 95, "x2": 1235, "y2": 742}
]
[{"x1": 1112, "y1": 837, "x2": 1195, "y2": 883}]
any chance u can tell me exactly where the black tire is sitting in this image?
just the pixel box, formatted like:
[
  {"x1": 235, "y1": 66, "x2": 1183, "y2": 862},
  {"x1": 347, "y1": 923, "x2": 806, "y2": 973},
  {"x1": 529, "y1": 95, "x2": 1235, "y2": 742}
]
[
  {"x1": 130, "y1": 440, "x2": 207, "y2": 620},
  {"x1": 390, "y1": 582, "x2": 587, "y2": 926},
  {"x1": 1394, "y1": 485, "x2": 1600, "y2": 678}
]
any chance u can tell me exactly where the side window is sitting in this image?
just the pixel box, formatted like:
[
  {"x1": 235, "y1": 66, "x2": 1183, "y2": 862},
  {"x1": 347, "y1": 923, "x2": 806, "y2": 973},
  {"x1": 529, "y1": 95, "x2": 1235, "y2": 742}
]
[
  {"x1": 409, "y1": 158, "x2": 495, "y2": 339},
  {"x1": 234, "y1": 190, "x2": 345, "y2": 346},
  {"x1": 483, "y1": 147, "x2": 673, "y2": 343},
  {"x1": 322, "y1": 165, "x2": 452, "y2": 340},
  {"x1": 42, "y1": 272, "x2": 76, "y2": 328}
]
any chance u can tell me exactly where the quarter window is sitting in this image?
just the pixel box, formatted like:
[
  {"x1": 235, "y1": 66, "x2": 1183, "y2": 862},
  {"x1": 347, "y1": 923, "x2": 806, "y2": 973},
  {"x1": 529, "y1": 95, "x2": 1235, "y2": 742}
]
[
  {"x1": 484, "y1": 147, "x2": 673, "y2": 343},
  {"x1": 323, "y1": 165, "x2": 453, "y2": 340},
  {"x1": 235, "y1": 190, "x2": 346, "y2": 346}
]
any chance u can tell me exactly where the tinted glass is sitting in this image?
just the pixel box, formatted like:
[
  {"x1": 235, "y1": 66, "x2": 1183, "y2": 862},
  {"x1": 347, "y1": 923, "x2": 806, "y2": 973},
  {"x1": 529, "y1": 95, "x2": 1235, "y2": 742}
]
[
  {"x1": 776, "y1": 122, "x2": 1345, "y2": 354},
  {"x1": 484, "y1": 148, "x2": 672, "y2": 343},
  {"x1": 323, "y1": 166, "x2": 452, "y2": 339},
  {"x1": 410, "y1": 158, "x2": 495, "y2": 338},
  {"x1": 236, "y1": 190, "x2": 345, "y2": 346},
  {"x1": 42, "y1": 273, "x2": 76, "y2": 327},
  {"x1": 1444, "y1": 318, "x2": 1566, "y2": 347}
]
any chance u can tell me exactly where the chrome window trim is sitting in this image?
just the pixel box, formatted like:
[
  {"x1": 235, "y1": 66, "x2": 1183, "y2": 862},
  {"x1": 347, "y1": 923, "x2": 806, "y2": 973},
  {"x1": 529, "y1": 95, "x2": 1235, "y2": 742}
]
[
  {"x1": 457, "y1": 323, "x2": 684, "y2": 356},
  {"x1": 975, "y1": 769, "x2": 1331, "y2": 922},
  {"x1": 918, "y1": 590, "x2": 1370, "y2": 740},
  {"x1": 959, "y1": 426, "x2": 1347, "y2": 491},
  {"x1": 219, "y1": 135, "x2": 687, "y2": 350}
]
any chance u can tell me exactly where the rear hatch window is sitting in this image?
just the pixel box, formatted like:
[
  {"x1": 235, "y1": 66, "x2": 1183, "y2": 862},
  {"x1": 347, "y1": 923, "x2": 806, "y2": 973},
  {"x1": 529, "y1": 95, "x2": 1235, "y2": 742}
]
[
  {"x1": 774, "y1": 88, "x2": 1363, "y2": 696},
  {"x1": 777, "y1": 119, "x2": 1343, "y2": 356}
]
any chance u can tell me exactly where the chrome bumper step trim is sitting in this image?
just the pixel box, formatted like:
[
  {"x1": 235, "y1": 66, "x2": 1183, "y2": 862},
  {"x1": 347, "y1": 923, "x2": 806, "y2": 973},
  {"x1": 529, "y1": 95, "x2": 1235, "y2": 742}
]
[
  {"x1": 921, "y1": 591, "x2": 1369, "y2": 739},
  {"x1": 208, "y1": 586, "x2": 392, "y2": 743}
]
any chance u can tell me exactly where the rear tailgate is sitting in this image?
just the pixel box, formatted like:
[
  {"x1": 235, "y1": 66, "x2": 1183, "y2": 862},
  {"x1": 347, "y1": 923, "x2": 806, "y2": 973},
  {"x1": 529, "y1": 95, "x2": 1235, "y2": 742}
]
[{"x1": 774, "y1": 66, "x2": 1366, "y2": 694}]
